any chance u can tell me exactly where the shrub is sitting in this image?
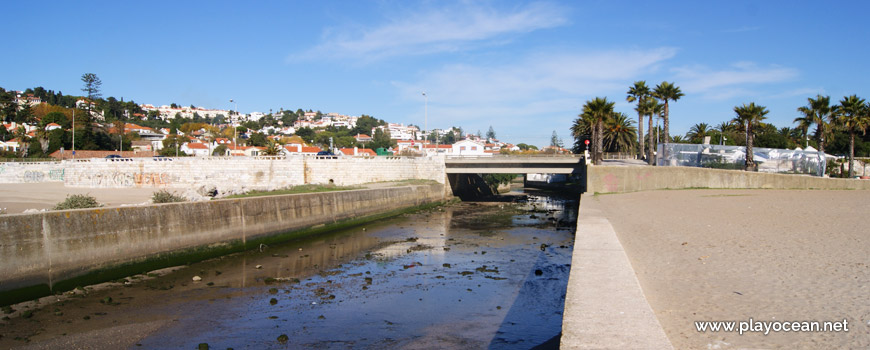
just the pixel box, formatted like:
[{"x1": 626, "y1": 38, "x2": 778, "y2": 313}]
[
  {"x1": 54, "y1": 194, "x2": 101, "y2": 210},
  {"x1": 152, "y1": 190, "x2": 186, "y2": 203}
]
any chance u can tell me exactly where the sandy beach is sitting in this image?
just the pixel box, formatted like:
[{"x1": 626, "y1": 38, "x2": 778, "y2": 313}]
[
  {"x1": 590, "y1": 189, "x2": 870, "y2": 349},
  {"x1": 0, "y1": 183, "x2": 160, "y2": 214}
]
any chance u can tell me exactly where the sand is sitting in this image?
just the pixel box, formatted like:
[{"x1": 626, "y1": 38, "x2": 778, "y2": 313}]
[
  {"x1": 590, "y1": 189, "x2": 870, "y2": 349},
  {"x1": 0, "y1": 183, "x2": 159, "y2": 214}
]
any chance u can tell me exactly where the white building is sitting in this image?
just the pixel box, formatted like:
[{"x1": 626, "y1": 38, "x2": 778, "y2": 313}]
[{"x1": 452, "y1": 139, "x2": 488, "y2": 157}]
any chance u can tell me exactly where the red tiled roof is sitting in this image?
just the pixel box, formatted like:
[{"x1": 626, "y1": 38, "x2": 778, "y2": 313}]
[
  {"x1": 283, "y1": 145, "x2": 322, "y2": 153},
  {"x1": 48, "y1": 150, "x2": 156, "y2": 160},
  {"x1": 185, "y1": 143, "x2": 209, "y2": 149},
  {"x1": 338, "y1": 148, "x2": 376, "y2": 156}
]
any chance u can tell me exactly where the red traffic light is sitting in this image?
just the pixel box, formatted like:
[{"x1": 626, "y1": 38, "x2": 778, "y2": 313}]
[{"x1": 584, "y1": 139, "x2": 590, "y2": 145}]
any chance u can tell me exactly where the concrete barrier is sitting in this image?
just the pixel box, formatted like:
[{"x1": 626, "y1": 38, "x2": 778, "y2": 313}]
[
  {"x1": 0, "y1": 157, "x2": 447, "y2": 193},
  {"x1": 0, "y1": 183, "x2": 447, "y2": 305},
  {"x1": 587, "y1": 166, "x2": 870, "y2": 194}
]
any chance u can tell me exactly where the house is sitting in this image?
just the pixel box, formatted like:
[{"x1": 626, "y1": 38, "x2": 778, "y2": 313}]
[
  {"x1": 130, "y1": 140, "x2": 153, "y2": 152},
  {"x1": 421, "y1": 144, "x2": 453, "y2": 156},
  {"x1": 338, "y1": 147, "x2": 377, "y2": 157},
  {"x1": 355, "y1": 133, "x2": 372, "y2": 143},
  {"x1": 281, "y1": 144, "x2": 322, "y2": 156},
  {"x1": 181, "y1": 142, "x2": 211, "y2": 156},
  {"x1": 0, "y1": 138, "x2": 20, "y2": 152},
  {"x1": 452, "y1": 139, "x2": 488, "y2": 157},
  {"x1": 244, "y1": 146, "x2": 266, "y2": 157}
]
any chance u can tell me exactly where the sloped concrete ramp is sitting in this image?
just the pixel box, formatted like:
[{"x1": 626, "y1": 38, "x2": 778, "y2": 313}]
[{"x1": 561, "y1": 197, "x2": 673, "y2": 349}]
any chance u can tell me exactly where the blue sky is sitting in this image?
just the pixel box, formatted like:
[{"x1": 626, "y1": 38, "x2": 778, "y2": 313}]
[{"x1": 2, "y1": 1, "x2": 868, "y2": 147}]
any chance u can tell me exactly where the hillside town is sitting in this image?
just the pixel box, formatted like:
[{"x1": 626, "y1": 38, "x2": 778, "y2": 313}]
[{"x1": 1, "y1": 86, "x2": 570, "y2": 160}]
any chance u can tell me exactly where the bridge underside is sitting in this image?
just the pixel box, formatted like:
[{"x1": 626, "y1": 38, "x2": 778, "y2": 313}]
[
  {"x1": 445, "y1": 167, "x2": 579, "y2": 174},
  {"x1": 444, "y1": 158, "x2": 585, "y2": 174}
]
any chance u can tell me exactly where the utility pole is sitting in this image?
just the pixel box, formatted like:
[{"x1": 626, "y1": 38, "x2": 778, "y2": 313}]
[
  {"x1": 422, "y1": 92, "x2": 427, "y2": 140},
  {"x1": 72, "y1": 109, "x2": 76, "y2": 159}
]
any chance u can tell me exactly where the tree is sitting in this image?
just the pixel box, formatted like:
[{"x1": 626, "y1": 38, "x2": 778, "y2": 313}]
[
  {"x1": 486, "y1": 126, "x2": 496, "y2": 140},
  {"x1": 294, "y1": 127, "x2": 315, "y2": 142},
  {"x1": 603, "y1": 112, "x2": 636, "y2": 153},
  {"x1": 732, "y1": 103, "x2": 769, "y2": 171},
  {"x1": 0, "y1": 89, "x2": 17, "y2": 123},
  {"x1": 637, "y1": 97, "x2": 662, "y2": 165},
  {"x1": 834, "y1": 95, "x2": 869, "y2": 177},
  {"x1": 371, "y1": 128, "x2": 393, "y2": 150},
  {"x1": 579, "y1": 97, "x2": 615, "y2": 165},
  {"x1": 14, "y1": 103, "x2": 34, "y2": 124},
  {"x1": 795, "y1": 95, "x2": 835, "y2": 153},
  {"x1": 653, "y1": 81, "x2": 684, "y2": 149},
  {"x1": 263, "y1": 141, "x2": 281, "y2": 156},
  {"x1": 248, "y1": 132, "x2": 268, "y2": 147},
  {"x1": 550, "y1": 130, "x2": 563, "y2": 149},
  {"x1": 81, "y1": 73, "x2": 102, "y2": 100},
  {"x1": 627, "y1": 81, "x2": 651, "y2": 159},
  {"x1": 686, "y1": 123, "x2": 711, "y2": 144}
]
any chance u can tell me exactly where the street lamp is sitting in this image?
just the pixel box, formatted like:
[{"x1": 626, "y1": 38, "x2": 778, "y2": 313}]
[
  {"x1": 230, "y1": 99, "x2": 238, "y2": 153},
  {"x1": 71, "y1": 108, "x2": 76, "y2": 159},
  {"x1": 422, "y1": 92, "x2": 427, "y2": 141}
]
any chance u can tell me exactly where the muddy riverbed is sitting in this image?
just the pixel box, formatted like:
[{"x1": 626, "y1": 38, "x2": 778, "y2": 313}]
[{"x1": 0, "y1": 189, "x2": 577, "y2": 349}]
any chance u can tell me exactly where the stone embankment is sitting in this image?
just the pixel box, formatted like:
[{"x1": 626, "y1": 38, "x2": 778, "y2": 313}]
[
  {"x1": 0, "y1": 156, "x2": 446, "y2": 198},
  {"x1": 0, "y1": 183, "x2": 447, "y2": 305}
]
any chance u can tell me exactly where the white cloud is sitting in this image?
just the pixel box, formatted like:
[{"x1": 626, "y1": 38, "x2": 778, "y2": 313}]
[
  {"x1": 390, "y1": 47, "x2": 677, "y2": 144},
  {"x1": 293, "y1": 2, "x2": 568, "y2": 61},
  {"x1": 672, "y1": 62, "x2": 798, "y2": 99}
]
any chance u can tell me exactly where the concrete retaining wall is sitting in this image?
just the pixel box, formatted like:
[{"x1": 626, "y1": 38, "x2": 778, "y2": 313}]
[
  {"x1": 587, "y1": 166, "x2": 870, "y2": 194},
  {"x1": 0, "y1": 156, "x2": 446, "y2": 193},
  {"x1": 0, "y1": 183, "x2": 446, "y2": 296},
  {"x1": 0, "y1": 161, "x2": 66, "y2": 184}
]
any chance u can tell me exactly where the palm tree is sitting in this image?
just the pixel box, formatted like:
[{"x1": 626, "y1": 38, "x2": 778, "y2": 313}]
[
  {"x1": 570, "y1": 111, "x2": 594, "y2": 154},
  {"x1": 714, "y1": 121, "x2": 733, "y2": 145},
  {"x1": 834, "y1": 95, "x2": 869, "y2": 177},
  {"x1": 671, "y1": 135, "x2": 686, "y2": 143},
  {"x1": 604, "y1": 112, "x2": 637, "y2": 153},
  {"x1": 686, "y1": 123, "x2": 711, "y2": 144},
  {"x1": 637, "y1": 97, "x2": 662, "y2": 165},
  {"x1": 580, "y1": 97, "x2": 616, "y2": 165},
  {"x1": 732, "y1": 103, "x2": 769, "y2": 171},
  {"x1": 652, "y1": 81, "x2": 685, "y2": 146},
  {"x1": 627, "y1": 81, "x2": 651, "y2": 159},
  {"x1": 796, "y1": 95, "x2": 835, "y2": 153}
]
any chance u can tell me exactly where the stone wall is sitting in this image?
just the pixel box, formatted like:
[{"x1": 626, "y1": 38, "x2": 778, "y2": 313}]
[
  {"x1": 0, "y1": 161, "x2": 66, "y2": 184},
  {"x1": 587, "y1": 166, "x2": 870, "y2": 194},
  {"x1": 0, "y1": 156, "x2": 446, "y2": 194},
  {"x1": 0, "y1": 183, "x2": 446, "y2": 297}
]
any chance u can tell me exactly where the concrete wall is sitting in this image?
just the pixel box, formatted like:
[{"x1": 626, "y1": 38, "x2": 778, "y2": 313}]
[
  {"x1": 0, "y1": 156, "x2": 446, "y2": 194},
  {"x1": 587, "y1": 166, "x2": 870, "y2": 194},
  {"x1": 0, "y1": 161, "x2": 66, "y2": 184},
  {"x1": 0, "y1": 183, "x2": 446, "y2": 295}
]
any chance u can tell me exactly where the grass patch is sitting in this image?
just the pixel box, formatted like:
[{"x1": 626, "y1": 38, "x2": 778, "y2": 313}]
[
  {"x1": 152, "y1": 190, "x2": 186, "y2": 203},
  {"x1": 225, "y1": 184, "x2": 362, "y2": 199},
  {"x1": 53, "y1": 194, "x2": 101, "y2": 210}
]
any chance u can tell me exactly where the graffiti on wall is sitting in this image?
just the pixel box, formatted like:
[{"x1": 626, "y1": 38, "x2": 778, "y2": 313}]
[
  {"x1": 79, "y1": 171, "x2": 175, "y2": 187},
  {"x1": 49, "y1": 168, "x2": 65, "y2": 181},
  {"x1": 23, "y1": 171, "x2": 45, "y2": 183},
  {"x1": 133, "y1": 172, "x2": 172, "y2": 186}
]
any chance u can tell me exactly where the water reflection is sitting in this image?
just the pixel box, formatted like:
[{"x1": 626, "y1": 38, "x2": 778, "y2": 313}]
[{"x1": 133, "y1": 189, "x2": 578, "y2": 349}]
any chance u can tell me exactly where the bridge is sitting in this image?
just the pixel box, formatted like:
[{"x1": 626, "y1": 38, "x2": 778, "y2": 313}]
[{"x1": 444, "y1": 156, "x2": 586, "y2": 174}]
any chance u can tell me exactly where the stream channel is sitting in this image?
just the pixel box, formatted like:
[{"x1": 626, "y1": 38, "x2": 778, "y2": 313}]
[{"x1": 2, "y1": 188, "x2": 578, "y2": 349}]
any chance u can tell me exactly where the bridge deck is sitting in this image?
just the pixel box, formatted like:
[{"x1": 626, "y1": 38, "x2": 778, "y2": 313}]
[{"x1": 444, "y1": 156, "x2": 585, "y2": 174}]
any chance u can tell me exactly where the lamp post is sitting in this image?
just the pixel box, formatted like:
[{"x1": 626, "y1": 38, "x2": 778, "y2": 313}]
[
  {"x1": 230, "y1": 99, "x2": 238, "y2": 153},
  {"x1": 71, "y1": 108, "x2": 76, "y2": 159},
  {"x1": 422, "y1": 92, "x2": 427, "y2": 141}
]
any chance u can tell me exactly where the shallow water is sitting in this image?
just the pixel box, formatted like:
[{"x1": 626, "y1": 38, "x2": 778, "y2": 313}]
[{"x1": 3, "y1": 189, "x2": 577, "y2": 349}]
